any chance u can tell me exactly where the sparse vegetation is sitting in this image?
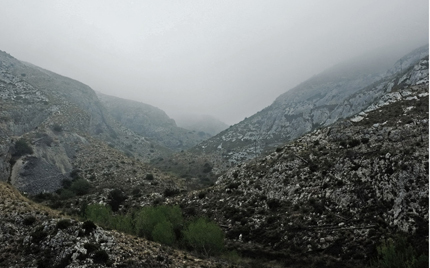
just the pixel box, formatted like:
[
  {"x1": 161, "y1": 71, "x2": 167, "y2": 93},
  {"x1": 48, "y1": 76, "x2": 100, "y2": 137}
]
[{"x1": 372, "y1": 236, "x2": 428, "y2": 268}]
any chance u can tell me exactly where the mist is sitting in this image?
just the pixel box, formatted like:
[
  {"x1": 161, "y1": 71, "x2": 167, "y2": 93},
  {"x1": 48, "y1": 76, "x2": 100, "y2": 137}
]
[{"x1": 0, "y1": 0, "x2": 428, "y2": 125}]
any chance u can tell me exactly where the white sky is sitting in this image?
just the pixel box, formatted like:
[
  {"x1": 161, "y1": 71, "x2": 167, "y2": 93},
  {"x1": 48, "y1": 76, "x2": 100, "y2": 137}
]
[{"x1": 0, "y1": 0, "x2": 428, "y2": 125}]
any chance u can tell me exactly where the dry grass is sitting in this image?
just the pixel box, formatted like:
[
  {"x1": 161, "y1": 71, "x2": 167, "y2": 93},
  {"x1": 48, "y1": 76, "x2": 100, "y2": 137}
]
[{"x1": 0, "y1": 181, "x2": 59, "y2": 217}]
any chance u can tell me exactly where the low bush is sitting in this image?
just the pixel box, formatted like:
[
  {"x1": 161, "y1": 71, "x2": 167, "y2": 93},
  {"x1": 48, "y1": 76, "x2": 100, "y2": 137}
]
[
  {"x1": 107, "y1": 189, "x2": 127, "y2": 212},
  {"x1": 372, "y1": 236, "x2": 428, "y2": 268},
  {"x1": 70, "y1": 178, "x2": 91, "y2": 195},
  {"x1": 183, "y1": 217, "x2": 224, "y2": 257},
  {"x1": 13, "y1": 139, "x2": 33, "y2": 157},
  {"x1": 92, "y1": 250, "x2": 109, "y2": 264},
  {"x1": 23, "y1": 215, "x2": 37, "y2": 226},
  {"x1": 56, "y1": 219, "x2": 72, "y2": 230}
]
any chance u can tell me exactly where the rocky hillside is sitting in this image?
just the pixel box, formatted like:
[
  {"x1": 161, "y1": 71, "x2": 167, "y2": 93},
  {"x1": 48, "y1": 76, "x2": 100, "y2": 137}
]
[
  {"x1": 0, "y1": 182, "x2": 226, "y2": 268},
  {"x1": 191, "y1": 45, "x2": 429, "y2": 173},
  {"x1": 97, "y1": 92, "x2": 212, "y2": 151},
  {"x1": 0, "y1": 50, "x2": 173, "y2": 194},
  {"x1": 174, "y1": 77, "x2": 429, "y2": 267}
]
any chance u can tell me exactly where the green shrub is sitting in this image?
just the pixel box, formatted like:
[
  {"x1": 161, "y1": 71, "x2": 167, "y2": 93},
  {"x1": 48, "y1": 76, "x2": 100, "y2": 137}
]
[
  {"x1": 82, "y1": 220, "x2": 97, "y2": 234},
  {"x1": 107, "y1": 189, "x2": 127, "y2": 212},
  {"x1": 372, "y1": 236, "x2": 428, "y2": 268},
  {"x1": 145, "y1": 173, "x2": 154, "y2": 180},
  {"x1": 59, "y1": 189, "x2": 75, "y2": 200},
  {"x1": 56, "y1": 219, "x2": 72, "y2": 230},
  {"x1": 70, "y1": 178, "x2": 91, "y2": 195},
  {"x1": 110, "y1": 214, "x2": 134, "y2": 234},
  {"x1": 52, "y1": 123, "x2": 63, "y2": 132},
  {"x1": 183, "y1": 217, "x2": 224, "y2": 256},
  {"x1": 152, "y1": 221, "x2": 175, "y2": 246},
  {"x1": 23, "y1": 215, "x2": 37, "y2": 226},
  {"x1": 85, "y1": 204, "x2": 111, "y2": 225},
  {"x1": 83, "y1": 243, "x2": 99, "y2": 254},
  {"x1": 134, "y1": 205, "x2": 183, "y2": 241},
  {"x1": 92, "y1": 250, "x2": 109, "y2": 264},
  {"x1": 13, "y1": 139, "x2": 33, "y2": 157}
]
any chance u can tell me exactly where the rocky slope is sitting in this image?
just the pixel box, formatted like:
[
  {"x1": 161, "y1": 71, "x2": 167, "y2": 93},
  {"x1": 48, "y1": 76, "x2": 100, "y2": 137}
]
[
  {"x1": 0, "y1": 50, "x2": 174, "y2": 194},
  {"x1": 191, "y1": 45, "x2": 429, "y2": 173},
  {"x1": 0, "y1": 182, "x2": 226, "y2": 268},
  {"x1": 97, "y1": 92, "x2": 212, "y2": 151},
  {"x1": 174, "y1": 77, "x2": 429, "y2": 266}
]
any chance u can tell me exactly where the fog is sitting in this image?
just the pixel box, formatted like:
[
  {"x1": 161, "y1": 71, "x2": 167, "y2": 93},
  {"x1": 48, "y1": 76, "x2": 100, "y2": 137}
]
[{"x1": 0, "y1": 0, "x2": 428, "y2": 125}]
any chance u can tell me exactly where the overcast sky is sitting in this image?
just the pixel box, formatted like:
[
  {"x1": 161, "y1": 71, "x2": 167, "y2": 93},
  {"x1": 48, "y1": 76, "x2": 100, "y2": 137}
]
[{"x1": 0, "y1": 1, "x2": 428, "y2": 125}]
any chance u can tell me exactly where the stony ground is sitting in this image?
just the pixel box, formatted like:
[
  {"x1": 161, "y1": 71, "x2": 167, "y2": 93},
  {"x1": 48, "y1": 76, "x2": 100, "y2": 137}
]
[{"x1": 0, "y1": 182, "x2": 234, "y2": 268}]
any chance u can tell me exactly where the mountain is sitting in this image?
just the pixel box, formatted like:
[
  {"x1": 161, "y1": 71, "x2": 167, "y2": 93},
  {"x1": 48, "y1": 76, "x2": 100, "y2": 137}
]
[
  {"x1": 190, "y1": 45, "x2": 429, "y2": 173},
  {"x1": 175, "y1": 68, "x2": 429, "y2": 266},
  {"x1": 97, "y1": 92, "x2": 212, "y2": 151},
  {"x1": 0, "y1": 50, "x2": 175, "y2": 194},
  {"x1": 173, "y1": 113, "x2": 229, "y2": 136}
]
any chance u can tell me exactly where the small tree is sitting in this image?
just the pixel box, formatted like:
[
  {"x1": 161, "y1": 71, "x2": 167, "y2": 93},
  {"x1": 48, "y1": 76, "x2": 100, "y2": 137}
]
[
  {"x1": 70, "y1": 178, "x2": 91, "y2": 195},
  {"x1": 183, "y1": 217, "x2": 224, "y2": 257},
  {"x1": 13, "y1": 139, "x2": 33, "y2": 157}
]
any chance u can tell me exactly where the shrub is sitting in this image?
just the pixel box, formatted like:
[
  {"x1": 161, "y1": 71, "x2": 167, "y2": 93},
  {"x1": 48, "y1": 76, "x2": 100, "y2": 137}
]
[
  {"x1": 13, "y1": 139, "x2": 33, "y2": 157},
  {"x1": 84, "y1": 243, "x2": 99, "y2": 254},
  {"x1": 52, "y1": 123, "x2": 63, "y2": 132},
  {"x1": 348, "y1": 139, "x2": 361, "y2": 148},
  {"x1": 134, "y1": 205, "x2": 183, "y2": 242},
  {"x1": 202, "y1": 163, "x2": 212, "y2": 173},
  {"x1": 152, "y1": 221, "x2": 175, "y2": 246},
  {"x1": 31, "y1": 227, "x2": 48, "y2": 243},
  {"x1": 82, "y1": 220, "x2": 97, "y2": 234},
  {"x1": 372, "y1": 236, "x2": 428, "y2": 268},
  {"x1": 183, "y1": 217, "x2": 224, "y2": 256},
  {"x1": 92, "y1": 250, "x2": 109, "y2": 264},
  {"x1": 85, "y1": 204, "x2": 111, "y2": 225},
  {"x1": 107, "y1": 189, "x2": 127, "y2": 212},
  {"x1": 110, "y1": 214, "x2": 134, "y2": 234},
  {"x1": 164, "y1": 188, "x2": 180, "y2": 197},
  {"x1": 56, "y1": 219, "x2": 72, "y2": 230},
  {"x1": 59, "y1": 189, "x2": 75, "y2": 200},
  {"x1": 70, "y1": 178, "x2": 91, "y2": 195},
  {"x1": 61, "y1": 179, "x2": 73, "y2": 189},
  {"x1": 23, "y1": 215, "x2": 37, "y2": 226},
  {"x1": 145, "y1": 173, "x2": 154, "y2": 180}
]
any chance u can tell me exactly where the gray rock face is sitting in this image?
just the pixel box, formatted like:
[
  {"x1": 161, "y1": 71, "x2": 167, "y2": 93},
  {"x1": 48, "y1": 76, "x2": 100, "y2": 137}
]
[{"x1": 192, "y1": 45, "x2": 429, "y2": 172}]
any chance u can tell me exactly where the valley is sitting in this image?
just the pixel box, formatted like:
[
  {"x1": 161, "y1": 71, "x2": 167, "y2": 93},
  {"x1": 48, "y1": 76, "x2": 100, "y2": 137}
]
[{"x1": 0, "y1": 46, "x2": 428, "y2": 267}]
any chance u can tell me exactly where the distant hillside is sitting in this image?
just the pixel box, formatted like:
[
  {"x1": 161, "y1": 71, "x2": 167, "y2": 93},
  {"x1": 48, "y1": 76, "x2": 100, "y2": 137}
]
[
  {"x1": 191, "y1": 45, "x2": 429, "y2": 173},
  {"x1": 0, "y1": 50, "x2": 173, "y2": 194},
  {"x1": 174, "y1": 113, "x2": 229, "y2": 136},
  {"x1": 97, "y1": 92, "x2": 211, "y2": 151}
]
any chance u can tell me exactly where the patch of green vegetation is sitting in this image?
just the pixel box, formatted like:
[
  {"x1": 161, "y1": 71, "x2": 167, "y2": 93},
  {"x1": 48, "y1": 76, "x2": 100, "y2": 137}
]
[
  {"x1": 371, "y1": 235, "x2": 428, "y2": 268},
  {"x1": 83, "y1": 204, "x2": 225, "y2": 256},
  {"x1": 183, "y1": 217, "x2": 225, "y2": 257},
  {"x1": 13, "y1": 139, "x2": 33, "y2": 157}
]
